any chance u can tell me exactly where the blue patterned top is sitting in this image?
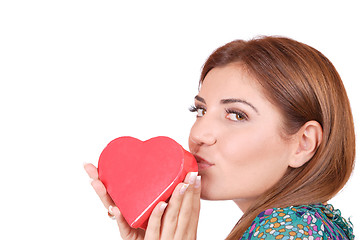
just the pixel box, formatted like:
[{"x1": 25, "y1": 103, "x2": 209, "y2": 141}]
[{"x1": 240, "y1": 204, "x2": 354, "y2": 240}]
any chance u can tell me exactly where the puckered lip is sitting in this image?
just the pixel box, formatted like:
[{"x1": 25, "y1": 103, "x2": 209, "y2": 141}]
[{"x1": 193, "y1": 154, "x2": 215, "y2": 166}]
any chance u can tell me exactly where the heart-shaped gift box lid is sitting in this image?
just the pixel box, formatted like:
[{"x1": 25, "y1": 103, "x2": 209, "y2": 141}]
[{"x1": 98, "y1": 136, "x2": 198, "y2": 229}]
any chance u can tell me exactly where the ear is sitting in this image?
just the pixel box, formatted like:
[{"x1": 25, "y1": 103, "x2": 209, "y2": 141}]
[{"x1": 288, "y1": 120, "x2": 323, "y2": 168}]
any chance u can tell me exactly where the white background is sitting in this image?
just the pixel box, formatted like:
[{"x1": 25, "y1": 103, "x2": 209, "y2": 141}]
[{"x1": 0, "y1": 1, "x2": 359, "y2": 239}]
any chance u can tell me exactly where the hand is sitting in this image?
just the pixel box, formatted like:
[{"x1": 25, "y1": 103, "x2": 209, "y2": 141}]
[
  {"x1": 84, "y1": 163, "x2": 201, "y2": 240},
  {"x1": 84, "y1": 163, "x2": 145, "y2": 239}
]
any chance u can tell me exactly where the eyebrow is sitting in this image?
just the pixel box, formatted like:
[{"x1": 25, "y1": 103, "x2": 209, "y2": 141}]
[
  {"x1": 194, "y1": 95, "x2": 259, "y2": 114},
  {"x1": 195, "y1": 95, "x2": 206, "y2": 103}
]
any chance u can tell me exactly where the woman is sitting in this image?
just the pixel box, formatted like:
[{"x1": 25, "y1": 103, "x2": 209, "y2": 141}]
[{"x1": 84, "y1": 36, "x2": 355, "y2": 239}]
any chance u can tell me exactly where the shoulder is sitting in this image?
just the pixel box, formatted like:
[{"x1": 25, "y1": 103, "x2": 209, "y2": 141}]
[{"x1": 241, "y1": 204, "x2": 354, "y2": 240}]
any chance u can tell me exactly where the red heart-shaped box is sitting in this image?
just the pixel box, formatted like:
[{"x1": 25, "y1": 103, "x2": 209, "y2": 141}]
[{"x1": 98, "y1": 136, "x2": 198, "y2": 229}]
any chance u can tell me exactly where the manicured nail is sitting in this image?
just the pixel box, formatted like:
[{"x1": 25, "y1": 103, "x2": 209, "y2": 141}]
[
  {"x1": 108, "y1": 205, "x2": 114, "y2": 215},
  {"x1": 159, "y1": 202, "x2": 168, "y2": 213},
  {"x1": 189, "y1": 172, "x2": 198, "y2": 184},
  {"x1": 180, "y1": 184, "x2": 189, "y2": 195},
  {"x1": 195, "y1": 176, "x2": 201, "y2": 188},
  {"x1": 108, "y1": 205, "x2": 116, "y2": 220}
]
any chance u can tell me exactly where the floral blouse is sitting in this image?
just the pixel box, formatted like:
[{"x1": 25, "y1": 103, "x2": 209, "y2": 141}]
[{"x1": 241, "y1": 204, "x2": 354, "y2": 240}]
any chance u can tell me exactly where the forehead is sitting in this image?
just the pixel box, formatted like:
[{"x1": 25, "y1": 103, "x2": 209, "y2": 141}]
[{"x1": 199, "y1": 64, "x2": 264, "y2": 100}]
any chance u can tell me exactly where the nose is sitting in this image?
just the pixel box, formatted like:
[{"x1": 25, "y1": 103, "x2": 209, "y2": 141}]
[{"x1": 189, "y1": 117, "x2": 217, "y2": 147}]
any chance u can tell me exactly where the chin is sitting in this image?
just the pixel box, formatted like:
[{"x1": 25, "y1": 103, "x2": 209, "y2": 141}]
[
  {"x1": 200, "y1": 188, "x2": 227, "y2": 201},
  {"x1": 200, "y1": 188, "x2": 214, "y2": 200},
  {"x1": 200, "y1": 193, "x2": 211, "y2": 200}
]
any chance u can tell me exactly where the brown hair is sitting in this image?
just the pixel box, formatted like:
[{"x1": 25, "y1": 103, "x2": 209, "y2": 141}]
[{"x1": 200, "y1": 36, "x2": 356, "y2": 239}]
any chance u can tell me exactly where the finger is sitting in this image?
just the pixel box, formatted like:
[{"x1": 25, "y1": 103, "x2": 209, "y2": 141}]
[
  {"x1": 174, "y1": 172, "x2": 198, "y2": 240},
  {"x1": 111, "y1": 206, "x2": 145, "y2": 239},
  {"x1": 144, "y1": 202, "x2": 168, "y2": 240},
  {"x1": 186, "y1": 176, "x2": 201, "y2": 239},
  {"x1": 84, "y1": 163, "x2": 116, "y2": 209},
  {"x1": 84, "y1": 163, "x2": 99, "y2": 180},
  {"x1": 112, "y1": 206, "x2": 131, "y2": 234},
  {"x1": 84, "y1": 162, "x2": 143, "y2": 239},
  {"x1": 190, "y1": 175, "x2": 201, "y2": 217},
  {"x1": 91, "y1": 178, "x2": 116, "y2": 209},
  {"x1": 160, "y1": 183, "x2": 189, "y2": 239}
]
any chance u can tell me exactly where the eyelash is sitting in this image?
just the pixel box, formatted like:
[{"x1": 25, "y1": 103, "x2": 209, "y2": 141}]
[
  {"x1": 189, "y1": 105, "x2": 202, "y2": 112},
  {"x1": 225, "y1": 109, "x2": 248, "y2": 121},
  {"x1": 189, "y1": 105, "x2": 206, "y2": 116},
  {"x1": 189, "y1": 105, "x2": 248, "y2": 121}
]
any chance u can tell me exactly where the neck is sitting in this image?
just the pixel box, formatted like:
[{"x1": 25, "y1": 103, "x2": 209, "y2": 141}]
[{"x1": 233, "y1": 198, "x2": 254, "y2": 213}]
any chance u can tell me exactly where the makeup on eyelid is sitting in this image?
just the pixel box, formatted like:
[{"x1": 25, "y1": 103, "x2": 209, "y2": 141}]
[{"x1": 189, "y1": 105, "x2": 248, "y2": 121}]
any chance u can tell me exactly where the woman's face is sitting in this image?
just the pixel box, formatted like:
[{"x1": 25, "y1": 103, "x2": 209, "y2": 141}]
[{"x1": 188, "y1": 64, "x2": 295, "y2": 211}]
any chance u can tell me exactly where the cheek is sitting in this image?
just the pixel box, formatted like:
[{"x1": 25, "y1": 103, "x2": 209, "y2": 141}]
[
  {"x1": 221, "y1": 128, "x2": 273, "y2": 165},
  {"x1": 219, "y1": 128, "x2": 290, "y2": 195},
  {"x1": 222, "y1": 125, "x2": 288, "y2": 165}
]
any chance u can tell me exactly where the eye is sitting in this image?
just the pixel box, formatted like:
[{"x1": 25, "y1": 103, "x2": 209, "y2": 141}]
[
  {"x1": 189, "y1": 105, "x2": 206, "y2": 117},
  {"x1": 225, "y1": 109, "x2": 248, "y2": 121}
]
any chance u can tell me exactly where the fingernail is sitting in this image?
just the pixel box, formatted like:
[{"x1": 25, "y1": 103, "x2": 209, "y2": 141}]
[
  {"x1": 189, "y1": 172, "x2": 198, "y2": 185},
  {"x1": 108, "y1": 205, "x2": 116, "y2": 220},
  {"x1": 108, "y1": 205, "x2": 114, "y2": 215},
  {"x1": 159, "y1": 202, "x2": 168, "y2": 213},
  {"x1": 89, "y1": 178, "x2": 94, "y2": 184},
  {"x1": 195, "y1": 176, "x2": 201, "y2": 188},
  {"x1": 179, "y1": 184, "x2": 189, "y2": 195}
]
